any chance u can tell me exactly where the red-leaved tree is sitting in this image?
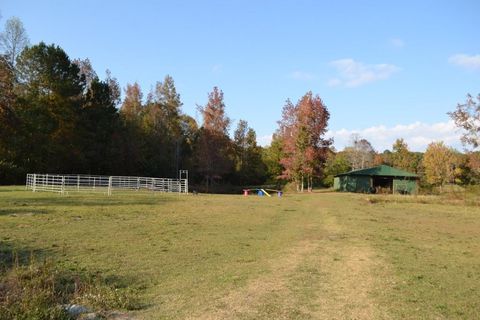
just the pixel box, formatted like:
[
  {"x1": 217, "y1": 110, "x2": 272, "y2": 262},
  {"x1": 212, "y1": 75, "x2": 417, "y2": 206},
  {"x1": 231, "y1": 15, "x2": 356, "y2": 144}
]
[{"x1": 278, "y1": 92, "x2": 331, "y2": 191}]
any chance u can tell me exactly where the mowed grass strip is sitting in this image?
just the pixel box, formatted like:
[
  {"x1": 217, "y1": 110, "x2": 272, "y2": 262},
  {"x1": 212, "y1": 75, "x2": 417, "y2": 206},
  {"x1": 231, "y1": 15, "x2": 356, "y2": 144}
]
[{"x1": 1, "y1": 187, "x2": 480, "y2": 319}]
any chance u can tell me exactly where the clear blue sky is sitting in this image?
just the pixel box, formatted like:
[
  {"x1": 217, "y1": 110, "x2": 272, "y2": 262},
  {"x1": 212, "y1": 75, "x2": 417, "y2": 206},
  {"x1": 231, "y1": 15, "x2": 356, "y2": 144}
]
[{"x1": 2, "y1": 0, "x2": 479, "y2": 151}]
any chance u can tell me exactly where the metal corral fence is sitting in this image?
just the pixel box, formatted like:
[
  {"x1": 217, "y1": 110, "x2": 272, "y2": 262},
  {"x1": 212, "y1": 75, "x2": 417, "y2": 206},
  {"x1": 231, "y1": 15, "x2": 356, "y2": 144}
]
[{"x1": 25, "y1": 171, "x2": 188, "y2": 195}]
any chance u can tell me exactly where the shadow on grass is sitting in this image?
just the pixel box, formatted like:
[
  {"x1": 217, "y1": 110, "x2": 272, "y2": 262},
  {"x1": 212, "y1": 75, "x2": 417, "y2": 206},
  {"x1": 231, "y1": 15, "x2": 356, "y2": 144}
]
[
  {"x1": 4, "y1": 193, "x2": 181, "y2": 208},
  {"x1": 0, "y1": 241, "x2": 50, "y2": 272},
  {"x1": 0, "y1": 207, "x2": 50, "y2": 217}
]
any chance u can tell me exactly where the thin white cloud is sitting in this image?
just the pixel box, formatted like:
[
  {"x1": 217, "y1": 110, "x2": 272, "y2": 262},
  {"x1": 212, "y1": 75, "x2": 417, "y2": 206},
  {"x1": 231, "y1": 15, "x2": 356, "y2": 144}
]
[
  {"x1": 290, "y1": 70, "x2": 315, "y2": 81},
  {"x1": 327, "y1": 120, "x2": 464, "y2": 152},
  {"x1": 449, "y1": 54, "x2": 480, "y2": 71},
  {"x1": 389, "y1": 38, "x2": 405, "y2": 48},
  {"x1": 328, "y1": 59, "x2": 400, "y2": 88}
]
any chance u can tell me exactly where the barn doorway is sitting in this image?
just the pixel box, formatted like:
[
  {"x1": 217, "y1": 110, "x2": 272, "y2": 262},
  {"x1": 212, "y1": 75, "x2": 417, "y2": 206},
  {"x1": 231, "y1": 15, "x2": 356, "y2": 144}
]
[{"x1": 372, "y1": 176, "x2": 393, "y2": 194}]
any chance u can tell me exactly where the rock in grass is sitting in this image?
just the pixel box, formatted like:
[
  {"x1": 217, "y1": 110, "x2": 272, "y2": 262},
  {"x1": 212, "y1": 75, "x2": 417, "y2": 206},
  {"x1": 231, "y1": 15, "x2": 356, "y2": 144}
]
[{"x1": 64, "y1": 304, "x2": 90, "y2": 317}]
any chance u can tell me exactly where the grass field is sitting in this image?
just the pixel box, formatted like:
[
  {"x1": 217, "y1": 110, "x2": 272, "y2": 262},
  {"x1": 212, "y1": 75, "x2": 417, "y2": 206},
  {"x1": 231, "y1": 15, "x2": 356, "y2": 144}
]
[{"x1": 1, "y1": 186, "x2": 480, "y2": 319}]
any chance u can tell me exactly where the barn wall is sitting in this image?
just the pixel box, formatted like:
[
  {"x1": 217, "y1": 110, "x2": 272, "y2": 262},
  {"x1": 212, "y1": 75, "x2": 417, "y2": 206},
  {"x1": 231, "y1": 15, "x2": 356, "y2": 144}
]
[
  {"x1": 393, "y1": 179, "x2": 418, "y2": 194},
  {"x1": 354, "y1": 176, "x2": 371, "y2": 193},
  {"x1": 336, "y1": 175, "x2": 371, "y2": 193},
  {"x1": 333, "y1": 177, "x2": 340, "y2": 190}
]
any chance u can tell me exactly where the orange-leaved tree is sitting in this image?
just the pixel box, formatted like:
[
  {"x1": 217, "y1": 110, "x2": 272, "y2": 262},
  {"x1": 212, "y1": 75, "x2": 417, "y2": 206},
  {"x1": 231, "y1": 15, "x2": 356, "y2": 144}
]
[{"x1": 195, "y1": 87, "x2": 233, "y2": 191}]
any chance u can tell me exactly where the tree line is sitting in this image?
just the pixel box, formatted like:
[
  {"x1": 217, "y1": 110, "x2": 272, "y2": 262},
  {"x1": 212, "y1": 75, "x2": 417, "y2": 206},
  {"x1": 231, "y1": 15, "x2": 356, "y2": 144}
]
[
  {"x1": 1, "y1": 16, "x2": 479, "y2": 191},
  {"x1": 0, "y1": 17, "x2": 279, "y2": 189}
]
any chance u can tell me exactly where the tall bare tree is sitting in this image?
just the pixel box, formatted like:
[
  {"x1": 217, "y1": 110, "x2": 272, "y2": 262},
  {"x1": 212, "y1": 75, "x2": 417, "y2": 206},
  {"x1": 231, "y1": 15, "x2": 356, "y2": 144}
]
[
  {"x1": 344, "y1": 134, "x2": 375, "y2": 170},
  {"x1": 0, "y1": 17, "x2": 29, "y2": 66}
]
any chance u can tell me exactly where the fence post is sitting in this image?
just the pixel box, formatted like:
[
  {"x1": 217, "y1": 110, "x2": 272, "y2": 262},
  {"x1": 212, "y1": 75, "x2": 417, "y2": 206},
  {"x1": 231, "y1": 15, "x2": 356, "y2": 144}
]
[
  {"x1": 77, "y1": 175, "x2": 80, "y2": 191},
  {"x1": 33, "y1": 174, "x2": 37, "y2": 192},
  {"x1": 61, "y1": 176, "x2": 65, "y2": 195},
  {"x1": 108, "y1": 176, "x2": 112, "y2": 196}
]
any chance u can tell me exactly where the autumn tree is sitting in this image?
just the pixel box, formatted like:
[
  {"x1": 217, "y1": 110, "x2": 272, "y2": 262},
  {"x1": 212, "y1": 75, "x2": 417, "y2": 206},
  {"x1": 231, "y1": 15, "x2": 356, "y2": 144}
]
[
  {"x1": 152, "y1": 75, "x2": 182, "y2": 135},
  {"x1": 344, "y1": 134, "x2": 375, "y2": 170},
  {"x1": 390, "y1": 138, "x2": 419, "y2": 172},
  {"x1": 0, "y1": 17, "x2": 29, "y2": 66},
  {"x1": 422, "y1": 141, "x2": 456, "y2": 188},
  {"x1": 448, "y1": 94, "x2": 480, "y2": 148},
  {"x1": 117, "y1": 82, "x2": 145, "y2": 175},
  {"x1": 120, "y1": 82, "x2": 143, "y2": 123},
  {"x1": 195, "y1": 87, "x2": 233, "y2": 190},
  {"x1": 373, "y1": 150, "x2": 390, "y2": 166},
  {"x1": 467, "y1": 152, "x2": 480, "y2": 184},
  {"x1": 278, "y1": 92, "x2": 331, "y2": 191},
  {"x1": 451, "y1": 151, "x2": 470, "y2": 185}
]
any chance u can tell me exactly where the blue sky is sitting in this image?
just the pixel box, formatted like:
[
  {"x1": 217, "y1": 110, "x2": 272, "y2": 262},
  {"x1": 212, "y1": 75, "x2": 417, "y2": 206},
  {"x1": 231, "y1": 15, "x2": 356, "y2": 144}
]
[{"x1": 2, "y1": 0, "x2": 479, "y2": 151}]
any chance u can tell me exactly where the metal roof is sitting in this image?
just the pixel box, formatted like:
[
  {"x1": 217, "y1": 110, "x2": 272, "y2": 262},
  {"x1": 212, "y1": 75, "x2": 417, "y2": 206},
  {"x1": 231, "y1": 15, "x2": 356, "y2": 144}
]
[{"x1": 335, "y1": 165, "x2": 418, "y2": 178}]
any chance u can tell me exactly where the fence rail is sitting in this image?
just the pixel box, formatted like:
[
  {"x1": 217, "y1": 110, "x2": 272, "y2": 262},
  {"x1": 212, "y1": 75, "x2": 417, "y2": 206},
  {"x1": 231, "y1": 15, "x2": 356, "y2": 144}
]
[{"x1": 26, "y1": 173, "x2": 188, "y2": 195}]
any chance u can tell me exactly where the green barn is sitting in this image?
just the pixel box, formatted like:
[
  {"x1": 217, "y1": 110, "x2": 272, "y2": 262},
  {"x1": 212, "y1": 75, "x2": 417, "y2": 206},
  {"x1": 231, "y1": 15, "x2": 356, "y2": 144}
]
[{"x1": 333, "y1": 165, "x2": 419, "y2": 194}]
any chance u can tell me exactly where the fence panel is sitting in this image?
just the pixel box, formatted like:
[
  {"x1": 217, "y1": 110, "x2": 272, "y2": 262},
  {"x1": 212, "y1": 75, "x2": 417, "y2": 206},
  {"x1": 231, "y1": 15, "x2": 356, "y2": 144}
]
[{"x1": 26, "y1": 173, "x2": 188, "y2": 195}]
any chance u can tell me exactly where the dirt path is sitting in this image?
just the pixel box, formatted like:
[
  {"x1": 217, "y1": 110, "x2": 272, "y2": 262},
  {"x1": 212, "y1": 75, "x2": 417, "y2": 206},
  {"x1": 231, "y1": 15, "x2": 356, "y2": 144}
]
[
  {"x1": 311, "y1": 214, "x2": 391, "y2": 320},
  {"x1": 190, "y1": 206, "x2": 391, "y2": 320},
  {"x1": 190, "y1": 239, "x2": 319, "y2": 319}
]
